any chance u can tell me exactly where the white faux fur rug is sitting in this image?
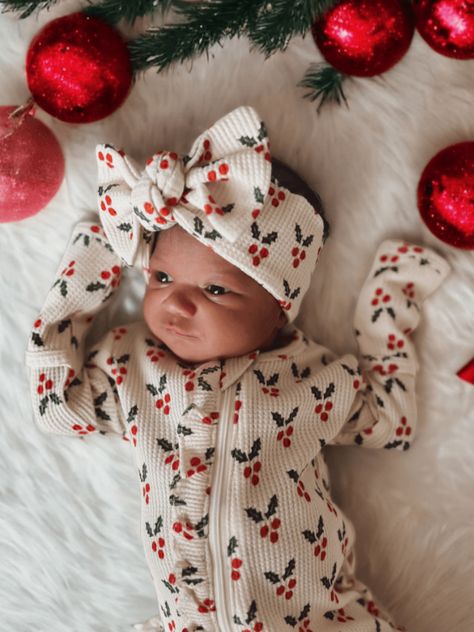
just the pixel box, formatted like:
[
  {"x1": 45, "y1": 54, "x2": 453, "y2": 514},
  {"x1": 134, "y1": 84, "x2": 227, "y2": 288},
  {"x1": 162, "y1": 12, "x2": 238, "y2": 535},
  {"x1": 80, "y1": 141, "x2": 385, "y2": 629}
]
[{"x1": 1, "y1": 2, "x2": 473, "y2": 631}]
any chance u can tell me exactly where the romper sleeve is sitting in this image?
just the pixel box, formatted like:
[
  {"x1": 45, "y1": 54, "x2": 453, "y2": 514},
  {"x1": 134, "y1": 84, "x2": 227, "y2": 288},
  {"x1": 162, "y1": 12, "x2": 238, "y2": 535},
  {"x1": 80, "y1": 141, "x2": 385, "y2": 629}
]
[
  {"x1": 332, "y1": 239, "x2": 450, "y2": 450},
  {"x1": 25, "y1": 221, "x2": 128, "y2": 439}
]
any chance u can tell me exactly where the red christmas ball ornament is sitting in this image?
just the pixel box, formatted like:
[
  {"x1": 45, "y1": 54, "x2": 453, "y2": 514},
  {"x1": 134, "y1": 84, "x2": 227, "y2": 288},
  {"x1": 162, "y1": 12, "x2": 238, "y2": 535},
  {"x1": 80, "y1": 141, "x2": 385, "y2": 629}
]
[
  {"x1": 311, "y1": 0, "x2": 415, "y2": 76},
  {"x1": 414, "y1": 0, "x2": 474, "y2": 59},
  {"x1": 26, "y1": 12, "x2": 133, "y2": 123},
  {"x1": 417, "y1": 142, "x2": 474, "y2": 249},
  {"x1": 0, "y1": 104, "x2": 64, "y2": 223}
]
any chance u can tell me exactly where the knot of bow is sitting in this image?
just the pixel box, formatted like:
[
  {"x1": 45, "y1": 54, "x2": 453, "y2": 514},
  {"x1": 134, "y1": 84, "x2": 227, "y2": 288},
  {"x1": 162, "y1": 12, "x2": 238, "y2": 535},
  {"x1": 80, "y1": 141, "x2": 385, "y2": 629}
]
[{"x1": 95, "y1": 106, "x2": 272, "y2": 266}]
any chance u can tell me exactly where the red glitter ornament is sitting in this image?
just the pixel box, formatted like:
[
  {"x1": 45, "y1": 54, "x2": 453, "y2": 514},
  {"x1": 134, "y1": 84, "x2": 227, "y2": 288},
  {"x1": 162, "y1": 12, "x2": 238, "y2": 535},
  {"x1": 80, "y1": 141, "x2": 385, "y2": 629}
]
[
  {"x1": 311, "y1": 0, "x2": 415, "y2": 77},
  {"x1": 457, "y1": 357, "x2": 474, "y2": 385},
  {"x1": 0, "y1": 103, "x2": 64, "y2": 223},
  {"x1": 414, "y1": 0, "x2": 474, "y2": 59},
  {"x1": 417, "y1": 142, "x2": 474, "y2": 249},
  {"x1": 26, "y1": 12, "x2": 132, "y2": 123}
]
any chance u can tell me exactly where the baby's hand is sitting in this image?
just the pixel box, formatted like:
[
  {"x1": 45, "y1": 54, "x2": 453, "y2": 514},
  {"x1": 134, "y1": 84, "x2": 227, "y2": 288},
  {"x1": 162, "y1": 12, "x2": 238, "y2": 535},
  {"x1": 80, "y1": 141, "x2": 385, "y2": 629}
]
[{"x1": 41, "y1": 221, "x2": 123, "y2": 321}]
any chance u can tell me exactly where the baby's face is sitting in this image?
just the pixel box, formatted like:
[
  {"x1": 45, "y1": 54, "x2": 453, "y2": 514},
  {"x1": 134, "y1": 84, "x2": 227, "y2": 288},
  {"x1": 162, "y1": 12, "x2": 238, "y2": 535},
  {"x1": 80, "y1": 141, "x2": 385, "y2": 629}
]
[{"x1": 143, "y1": 226, "x2": 286, "y2": 365}]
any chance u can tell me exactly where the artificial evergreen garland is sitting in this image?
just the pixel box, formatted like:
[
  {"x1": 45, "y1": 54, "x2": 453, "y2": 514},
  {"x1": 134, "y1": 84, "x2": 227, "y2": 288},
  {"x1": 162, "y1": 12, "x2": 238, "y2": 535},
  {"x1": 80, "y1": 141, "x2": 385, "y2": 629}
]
[{"x1": 1, "y1": 0, "x2": 344, "y2": 109}]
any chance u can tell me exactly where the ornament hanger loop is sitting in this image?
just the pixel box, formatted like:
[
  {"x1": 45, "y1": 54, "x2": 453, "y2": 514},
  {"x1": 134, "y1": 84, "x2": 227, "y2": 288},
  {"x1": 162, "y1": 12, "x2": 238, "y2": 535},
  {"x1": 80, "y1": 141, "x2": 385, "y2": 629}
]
[{"x1": 0, "y1": 97, "x2": 36, "y2": 143}]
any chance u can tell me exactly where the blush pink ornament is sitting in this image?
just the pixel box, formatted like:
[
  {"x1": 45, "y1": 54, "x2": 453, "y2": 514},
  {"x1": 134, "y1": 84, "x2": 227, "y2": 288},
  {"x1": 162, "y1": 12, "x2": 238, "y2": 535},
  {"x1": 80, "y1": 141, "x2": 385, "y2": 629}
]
[{"x1": 0, "y1": 102, "x2": 64, "y2": 222}]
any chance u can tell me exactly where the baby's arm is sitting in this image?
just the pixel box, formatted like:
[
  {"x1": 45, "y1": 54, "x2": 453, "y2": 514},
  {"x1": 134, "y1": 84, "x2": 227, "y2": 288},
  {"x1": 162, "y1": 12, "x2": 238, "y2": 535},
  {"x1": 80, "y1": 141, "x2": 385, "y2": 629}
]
[
  {"x1": 333, "y1": 239, "x2": 450, "y2": 450},
  {"x1": 25, "y1": 222, "x2": 128, "y2": 439}
]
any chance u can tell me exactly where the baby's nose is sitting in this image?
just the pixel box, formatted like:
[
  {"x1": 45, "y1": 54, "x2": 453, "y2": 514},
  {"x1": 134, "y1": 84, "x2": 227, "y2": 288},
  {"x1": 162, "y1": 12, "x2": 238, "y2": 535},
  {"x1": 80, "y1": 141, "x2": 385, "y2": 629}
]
[{"x1": 165, "y1": 288, "x2": 197, "y2": 317}]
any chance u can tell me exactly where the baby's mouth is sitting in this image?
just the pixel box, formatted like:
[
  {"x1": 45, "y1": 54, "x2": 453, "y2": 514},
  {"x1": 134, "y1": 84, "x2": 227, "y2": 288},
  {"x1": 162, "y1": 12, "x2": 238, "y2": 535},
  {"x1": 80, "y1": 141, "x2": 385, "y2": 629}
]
[{"x1": 165, "y1": 326, "x2": 198, "y2": 339}]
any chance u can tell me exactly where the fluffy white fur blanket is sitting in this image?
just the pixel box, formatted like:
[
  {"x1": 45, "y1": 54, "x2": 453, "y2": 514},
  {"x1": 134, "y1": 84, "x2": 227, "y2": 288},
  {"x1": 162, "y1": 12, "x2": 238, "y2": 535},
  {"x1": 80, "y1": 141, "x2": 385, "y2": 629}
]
[{"x1": 1, "y1": 2, "x2": 473, "y2": 631}]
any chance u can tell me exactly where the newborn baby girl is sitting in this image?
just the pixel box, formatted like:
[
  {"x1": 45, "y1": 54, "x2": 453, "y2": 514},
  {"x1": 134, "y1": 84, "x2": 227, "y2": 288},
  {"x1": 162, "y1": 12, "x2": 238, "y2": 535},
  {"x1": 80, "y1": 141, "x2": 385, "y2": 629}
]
[{"x1": 26, "y1": 106, "x2": 450, "y2": 632}]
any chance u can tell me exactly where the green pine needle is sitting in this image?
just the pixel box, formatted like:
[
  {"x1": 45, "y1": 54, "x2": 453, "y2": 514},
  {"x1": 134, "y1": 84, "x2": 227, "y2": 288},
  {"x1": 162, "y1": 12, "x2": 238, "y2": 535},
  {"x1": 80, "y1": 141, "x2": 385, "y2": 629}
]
[
  {"x1": 84, "y1": 0, "x2": 180, "y2": 25},
  {"x1": 0, "y1": 0, "x2": 58, "y2": 18},
  {"x1": 129, "y1": 0, "x2": 265, "y2": 73},
  {"x1": 300, "y1": 62, "x2": 349, "y2": 113},
  {"x1": 248, "y1": 0, "x2": 338, "y2": 57}
]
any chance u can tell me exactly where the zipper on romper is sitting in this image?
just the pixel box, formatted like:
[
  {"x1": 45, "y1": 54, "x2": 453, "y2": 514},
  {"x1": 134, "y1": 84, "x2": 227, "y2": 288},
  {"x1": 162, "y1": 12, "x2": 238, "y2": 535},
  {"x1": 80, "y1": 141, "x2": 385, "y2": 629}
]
[{"x1": 208, "y1": 383, "x2": 236, "y2": 632}]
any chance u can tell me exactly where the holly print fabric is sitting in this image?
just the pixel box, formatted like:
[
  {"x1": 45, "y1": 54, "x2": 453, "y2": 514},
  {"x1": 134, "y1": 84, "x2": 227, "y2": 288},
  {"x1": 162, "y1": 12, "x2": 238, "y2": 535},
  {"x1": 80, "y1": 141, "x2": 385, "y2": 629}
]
[{"x1": 26, "y1": 222, "x2": 450, "y2": 632}]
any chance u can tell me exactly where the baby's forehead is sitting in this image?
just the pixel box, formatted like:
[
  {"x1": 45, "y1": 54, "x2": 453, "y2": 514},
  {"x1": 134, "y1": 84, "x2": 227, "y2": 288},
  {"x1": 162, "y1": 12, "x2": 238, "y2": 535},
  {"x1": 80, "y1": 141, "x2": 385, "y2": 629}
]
[{"x1": 150, "y1": 227, "x2": 252, "y2": 283}]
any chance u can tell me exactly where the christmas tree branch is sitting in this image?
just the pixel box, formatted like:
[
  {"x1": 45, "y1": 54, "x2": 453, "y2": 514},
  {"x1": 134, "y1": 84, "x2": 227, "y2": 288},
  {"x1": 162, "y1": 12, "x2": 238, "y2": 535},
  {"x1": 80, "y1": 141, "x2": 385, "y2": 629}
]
[
  {"x1": 83, "y1": 0, "x2": 180, "y2": 25},
  {"x1": 0, "y1": 0, "x2": 58, "y2": 18},
  {"x1": 248, "y1": 0, "x2": 337, "y2": 57},
  {"x1": 299, "y1": 62, "x2": 349, "y2": 113},
  {"x1": 129, "y1": 0, "x2": 265, "y2": 73}
]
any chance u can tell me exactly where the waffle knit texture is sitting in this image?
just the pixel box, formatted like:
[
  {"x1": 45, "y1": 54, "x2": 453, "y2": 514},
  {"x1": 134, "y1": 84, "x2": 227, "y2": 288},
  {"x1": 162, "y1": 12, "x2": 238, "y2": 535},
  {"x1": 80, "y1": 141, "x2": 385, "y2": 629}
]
[
  {"x1": 95, "y1": 105, "x2": 325, "y2": 323},
  {"x1": 25, "y1": 222, "x2": 450, "y2": 632}
]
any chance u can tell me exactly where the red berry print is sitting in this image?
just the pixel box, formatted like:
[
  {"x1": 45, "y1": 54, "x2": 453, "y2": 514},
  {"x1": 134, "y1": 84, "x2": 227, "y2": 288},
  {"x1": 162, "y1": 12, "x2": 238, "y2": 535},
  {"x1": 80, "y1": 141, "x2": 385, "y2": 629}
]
[
  {"x1": 231, "y1": 557, "x2": 242, "y2": 581},
  {"x1": 146, "y1": 348, "x2": 166, "y2": 363},
  {"x1": 61, "y1": 260, "x2": 76, "y2": 277},
  {"x1": 71, "y1": 422, "x2": 96, "y2": 435},
  {"x1": 186, "y1": 454, "x2": 209, "y2": 478},
  {"x1": 267, "y1": 184, "x2": 286, "y2": 208},
  {"x1": 151, "y1": 536, "x2": 166, "y2": 559},
  {"x1": 371, "y1": 287, "x2": 391, "y2": 306},
  {"x1": 311, "y1": 384, "x2": 335, "y2": 422},
  {"x1": 112, "y1": 327, "x2": 127, "y2": 341},
  {"x1": 227, "y1": 535, "x2": 243, "y2": 581},
  {"x1": 36, "y1": 372, "x2": 54, "y2": 395},
  {"x1": 276, "y1": 425, "x2": 293, "y2": 448},
  {"x1": 395, "y1": 416, "x2": 412, "y2": 437},
  {"x1": 314, "y1": 536, "x2": 328, "y2": 561},
  {"x1": 183, "y1": 369, "x2": 196, "y2": 391},
  {"x1": 172, "y1": 520, "x2": 195, "y2": 540},
  {"x1": 402, "y1": 282, "x2": 416, "y2": 300},
  {"x1": 379, "y1": 252, "x2": 399, "y2": 263},
  {"x1": 197, "y1": 598, "x2": 216, "y2": 614},
  {"x1": 201, "y1": 411, "x2": 219, "y2": 425},
  {"x1": 111, "y1": 364, "x2": 128, "y2": 386},
  {"x1": 97, "y1": 150, "x2": 114, "y2": 169},
  {"x1": 130, "y1": 423, "x2": 138, "y2": 447},
  {"x1": 234, "y1": 383, "x2": 243, "y2": 424},
  {"x1": 336, "y1": 608, "x2": 355, "y2": 623},
  {"x1": 243, "y1": 460, "x2": 261, "y2": 487},
  {"x1": 296, "y1": 480, "x2": 311, "y2": 502},
  {"x1": 142, "y1": 482, "x2": 150, "y2": 504},
  {"x1": 99, "y1": 193, "x2": 117, "y2": 217},
  {"x1": 259, "y1": 515, "x2": 281, "y2": 544},
  {"x1": 155, "y1": 392, "x2": 172, "y2": 415},
  {"x1": 367, "y1": 600, "x2": 380, "y2": 616},
  {"x1": 387, "y1": 333, "x2": 405, "y2": 350},
  {"x1": 64, "y1": 368, "x2": 75, "y2": 388}
]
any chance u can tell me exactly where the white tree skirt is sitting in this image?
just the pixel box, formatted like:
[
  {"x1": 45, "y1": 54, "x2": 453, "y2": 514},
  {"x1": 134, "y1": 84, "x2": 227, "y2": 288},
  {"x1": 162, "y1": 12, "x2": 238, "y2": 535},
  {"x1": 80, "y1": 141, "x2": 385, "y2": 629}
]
[{"x1": 1, "y1": 2, "x2": 473, "y2": 631}]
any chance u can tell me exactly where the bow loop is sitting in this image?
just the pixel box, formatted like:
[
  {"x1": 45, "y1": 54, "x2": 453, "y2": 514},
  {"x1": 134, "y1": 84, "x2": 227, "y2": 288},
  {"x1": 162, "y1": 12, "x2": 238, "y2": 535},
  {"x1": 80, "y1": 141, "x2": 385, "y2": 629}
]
[{"x1": 96, "y1": 106, "x2": 272, "y2": 266}]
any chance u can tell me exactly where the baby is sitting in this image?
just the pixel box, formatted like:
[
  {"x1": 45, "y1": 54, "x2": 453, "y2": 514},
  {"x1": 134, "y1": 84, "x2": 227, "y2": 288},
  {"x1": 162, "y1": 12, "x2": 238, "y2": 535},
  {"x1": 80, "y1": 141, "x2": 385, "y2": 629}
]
[{"x1": 26, "y1": 106, "x2": 450, "y2": 632}]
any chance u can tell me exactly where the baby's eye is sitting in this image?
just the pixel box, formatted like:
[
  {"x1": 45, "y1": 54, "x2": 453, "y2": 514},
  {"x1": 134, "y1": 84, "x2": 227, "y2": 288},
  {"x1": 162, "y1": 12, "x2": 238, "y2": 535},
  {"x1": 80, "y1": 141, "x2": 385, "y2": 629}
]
[
  {"x1": 206, "y1": 284, "x2": 230, "y2": 296},
  {"x1": 155, "y1": 271, "x2": 171, "y2": 284}
]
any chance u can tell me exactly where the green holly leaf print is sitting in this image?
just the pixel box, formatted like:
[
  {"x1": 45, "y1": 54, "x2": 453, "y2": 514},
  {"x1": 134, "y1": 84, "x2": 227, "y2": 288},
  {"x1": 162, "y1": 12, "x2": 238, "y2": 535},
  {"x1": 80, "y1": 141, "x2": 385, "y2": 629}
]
[
  {"x1": 127, "y1": 406, "x2": 138, "y2": 423},
  {"x1": 58, "y1": 319, "x2": 71, "y2": 333},
  {"x1": 221, "y1": 203, "x2": 234, "y2": 214},
  {"x1": 49, "y1": 393, "x2": 62, "y2": 406},
  {"x1": 118, "y1": 222, "x2": 132, "y2": 232},
  {"x1": 86, "y1": 281, "x2": 106, "y2": 292},
  {"x1": 31, "y1": 332, "x2": 44, "y2": 347},
  {"x1": 146, "y1": 383, "x2": 159, "y2": 397},
  {"x1": 257, "y1": 121, "x2": 268, "y2": 141},
  {"x1": 227, "y1": 536, "x2": 238, "y2": 557},
  {"x1": 264, "y1": 570, "x2": 280, "y2": 584},
  {"x1": 39, "y1": 395, "x2": 49, "y2": 416},
  {"x1": 59, "y1": 280, "x2": 68, "y2": 298},
  {"x1": 238, "y1": 135, "x2": 257, "y2": 147},
  {"x1": 254, "y1": 186, "x2": 264, "y2": 204}
]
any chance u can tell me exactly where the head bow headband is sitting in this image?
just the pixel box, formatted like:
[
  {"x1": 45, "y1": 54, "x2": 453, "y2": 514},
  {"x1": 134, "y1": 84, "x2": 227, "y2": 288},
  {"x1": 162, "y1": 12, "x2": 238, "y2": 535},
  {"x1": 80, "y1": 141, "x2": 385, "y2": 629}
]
[{"x1": 96, "y1": 105, "x2": 272, "y2": 267}]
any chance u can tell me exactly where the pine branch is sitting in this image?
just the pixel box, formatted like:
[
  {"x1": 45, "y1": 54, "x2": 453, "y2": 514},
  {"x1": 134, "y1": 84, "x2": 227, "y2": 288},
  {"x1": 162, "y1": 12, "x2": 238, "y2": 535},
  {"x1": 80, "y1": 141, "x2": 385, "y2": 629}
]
[
  {"x1": 129, "y1": 0, "x2": 266, "y2": 73},
  {"x1": 299, "y1": 62, "x2": 349, "y2": 113},
  {"x1": 248, "y1": 0, "x2": 338, "y2": 57},
  {"x1": 0, "y1": 0, "x2": 58, "y2": 18},
  {"x1": 83, "y1": 0, "x2": 180, "y2": 25}
]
